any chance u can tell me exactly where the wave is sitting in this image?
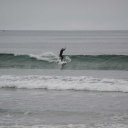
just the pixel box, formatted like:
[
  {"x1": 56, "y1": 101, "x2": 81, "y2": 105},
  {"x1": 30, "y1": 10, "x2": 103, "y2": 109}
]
[
  {"x1": 0, "y1": 53, "x2": 128, "y2": 70},
  {"x1": 0, "y1": 124, "x2": 127, "y2": 128},
  {"x1": 0, "y1": 75, "x2": 128, "y2": 93}
]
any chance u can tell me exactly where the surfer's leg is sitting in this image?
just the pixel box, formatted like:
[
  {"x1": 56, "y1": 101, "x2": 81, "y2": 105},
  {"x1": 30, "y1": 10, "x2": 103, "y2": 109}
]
[{"x1": 61, "y1": 56, "x2": 63, "y2": 61}]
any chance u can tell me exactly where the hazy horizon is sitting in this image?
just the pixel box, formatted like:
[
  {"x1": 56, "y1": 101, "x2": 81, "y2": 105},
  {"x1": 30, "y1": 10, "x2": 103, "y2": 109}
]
[{"x1": 0, "y1": 0, "x2": 128, "y2": 30}]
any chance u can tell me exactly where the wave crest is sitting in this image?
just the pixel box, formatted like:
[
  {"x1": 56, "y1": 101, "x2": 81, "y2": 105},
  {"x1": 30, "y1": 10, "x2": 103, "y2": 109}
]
[{"x1": 29, "y1": 52, "x2": 59, "y2": 62}]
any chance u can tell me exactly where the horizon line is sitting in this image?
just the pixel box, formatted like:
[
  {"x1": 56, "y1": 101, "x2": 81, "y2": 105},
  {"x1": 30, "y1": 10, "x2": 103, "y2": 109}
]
[{"x1": 1, "y1": 29, "x2": 128, "y2": 31}]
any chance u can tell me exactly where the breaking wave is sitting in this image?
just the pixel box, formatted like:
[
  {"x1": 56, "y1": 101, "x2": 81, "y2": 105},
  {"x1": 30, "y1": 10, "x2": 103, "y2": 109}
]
[
  {"x1": 0, "y1": 53, "x2": 128, "y2": 70},
  {"x1": 0, "y1": 75, "x2": 128, "y2": 93},
  {"x1": 0, "y1": 124, "x2": 128, "y2": 128}
]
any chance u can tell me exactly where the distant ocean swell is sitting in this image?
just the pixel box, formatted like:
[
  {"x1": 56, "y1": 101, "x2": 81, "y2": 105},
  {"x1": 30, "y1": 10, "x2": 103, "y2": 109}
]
[
  {"x1": 0, "y1": 75, "x2": 128, "y2": 92},
  {"x1": 0, "y1": 53, "x2": 128, "y2": 70}
]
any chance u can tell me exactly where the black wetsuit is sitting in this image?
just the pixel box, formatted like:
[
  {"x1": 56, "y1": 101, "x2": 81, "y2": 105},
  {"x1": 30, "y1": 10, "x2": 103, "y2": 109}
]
[{"x1": 59, "y1": 49, "x2": 64, "y2": 61}]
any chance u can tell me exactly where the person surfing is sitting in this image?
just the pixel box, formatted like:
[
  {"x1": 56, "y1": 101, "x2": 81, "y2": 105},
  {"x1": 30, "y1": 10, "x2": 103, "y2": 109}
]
[{"x1": 59, "y1": 47, "x2": 66, "y2": 62}]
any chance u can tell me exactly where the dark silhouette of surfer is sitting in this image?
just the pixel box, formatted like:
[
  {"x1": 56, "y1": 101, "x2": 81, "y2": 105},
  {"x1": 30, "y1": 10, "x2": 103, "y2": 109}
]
[{"x1": 59, "y1": 47, "x2": 66, "y2": 61}]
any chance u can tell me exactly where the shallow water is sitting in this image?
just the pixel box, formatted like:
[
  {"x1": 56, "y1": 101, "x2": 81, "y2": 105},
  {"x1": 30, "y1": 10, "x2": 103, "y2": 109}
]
[{"x1": 0, "y1": 89, "x2": 128, "y2": 127}]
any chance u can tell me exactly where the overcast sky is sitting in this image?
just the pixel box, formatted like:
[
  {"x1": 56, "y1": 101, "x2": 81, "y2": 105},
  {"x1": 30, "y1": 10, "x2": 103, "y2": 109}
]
[{"x1": 0, "y1": 0, "x2": 128, "y2": 30}]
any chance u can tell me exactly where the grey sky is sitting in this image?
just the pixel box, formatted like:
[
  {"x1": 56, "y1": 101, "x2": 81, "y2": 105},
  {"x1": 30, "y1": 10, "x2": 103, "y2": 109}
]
[{"x1": 0, "y1": 0, "x2": 128, "y2": 30}]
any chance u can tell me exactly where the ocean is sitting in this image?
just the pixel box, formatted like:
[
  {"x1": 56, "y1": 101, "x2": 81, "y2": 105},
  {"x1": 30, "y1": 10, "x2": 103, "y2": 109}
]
[{"x1": 0, "y1": 30, "x2": 128, "y2": 128}]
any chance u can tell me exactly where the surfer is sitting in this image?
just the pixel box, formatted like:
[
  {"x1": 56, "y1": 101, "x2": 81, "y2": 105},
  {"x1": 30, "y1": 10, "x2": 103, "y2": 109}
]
[{"x1": 59, "y1": 47, "x2": 66, "y2": 62}]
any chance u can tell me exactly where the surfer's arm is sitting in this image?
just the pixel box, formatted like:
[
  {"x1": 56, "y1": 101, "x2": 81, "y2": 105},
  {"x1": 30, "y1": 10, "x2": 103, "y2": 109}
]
[{"x1": 63, "y1": 47, "x2": 66, "y2": 51}]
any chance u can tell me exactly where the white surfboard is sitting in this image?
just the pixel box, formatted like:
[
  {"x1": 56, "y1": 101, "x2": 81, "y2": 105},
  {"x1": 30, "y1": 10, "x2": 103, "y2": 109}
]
[{"x1": 58, "y1": 60, "x2": 67, "y2": 65}]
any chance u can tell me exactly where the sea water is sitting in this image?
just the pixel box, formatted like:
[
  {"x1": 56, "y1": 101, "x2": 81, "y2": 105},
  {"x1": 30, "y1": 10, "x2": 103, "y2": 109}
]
[{"x1": 0, "y1": 30, "x2": 128, "y2": 128}]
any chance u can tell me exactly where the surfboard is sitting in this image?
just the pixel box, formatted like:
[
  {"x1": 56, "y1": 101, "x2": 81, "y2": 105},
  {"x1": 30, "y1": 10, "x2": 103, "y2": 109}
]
[{"x1": 58, "y1": 60, "x2": 67, "y2": 65}]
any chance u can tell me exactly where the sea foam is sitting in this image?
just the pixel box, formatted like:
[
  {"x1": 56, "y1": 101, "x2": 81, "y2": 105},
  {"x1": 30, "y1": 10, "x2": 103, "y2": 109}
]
[
  {"x1": 0, "y1": 75, "x2": 128, "y2": 93},
  {"x1": 0, "y1": 123, "x2": 127, "y2": 128},
  {"x1": 29, "y1": 52, "x2": 59, "y2": 62}
]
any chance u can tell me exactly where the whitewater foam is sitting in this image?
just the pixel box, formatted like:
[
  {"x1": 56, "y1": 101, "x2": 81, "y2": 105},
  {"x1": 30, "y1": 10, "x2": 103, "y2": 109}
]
[
  {"x1": 0, "y1": 123, "x2": 127, "y2": 128},
  {"x1": 29, "y1": 52, "x2": 72, "y2": 63},
  {"x1": 29, "y1": 52, "x2": 60, "y2": 62},
  {"x1": 0, "y1": 75, "x2": 128, "y2": 92}
]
